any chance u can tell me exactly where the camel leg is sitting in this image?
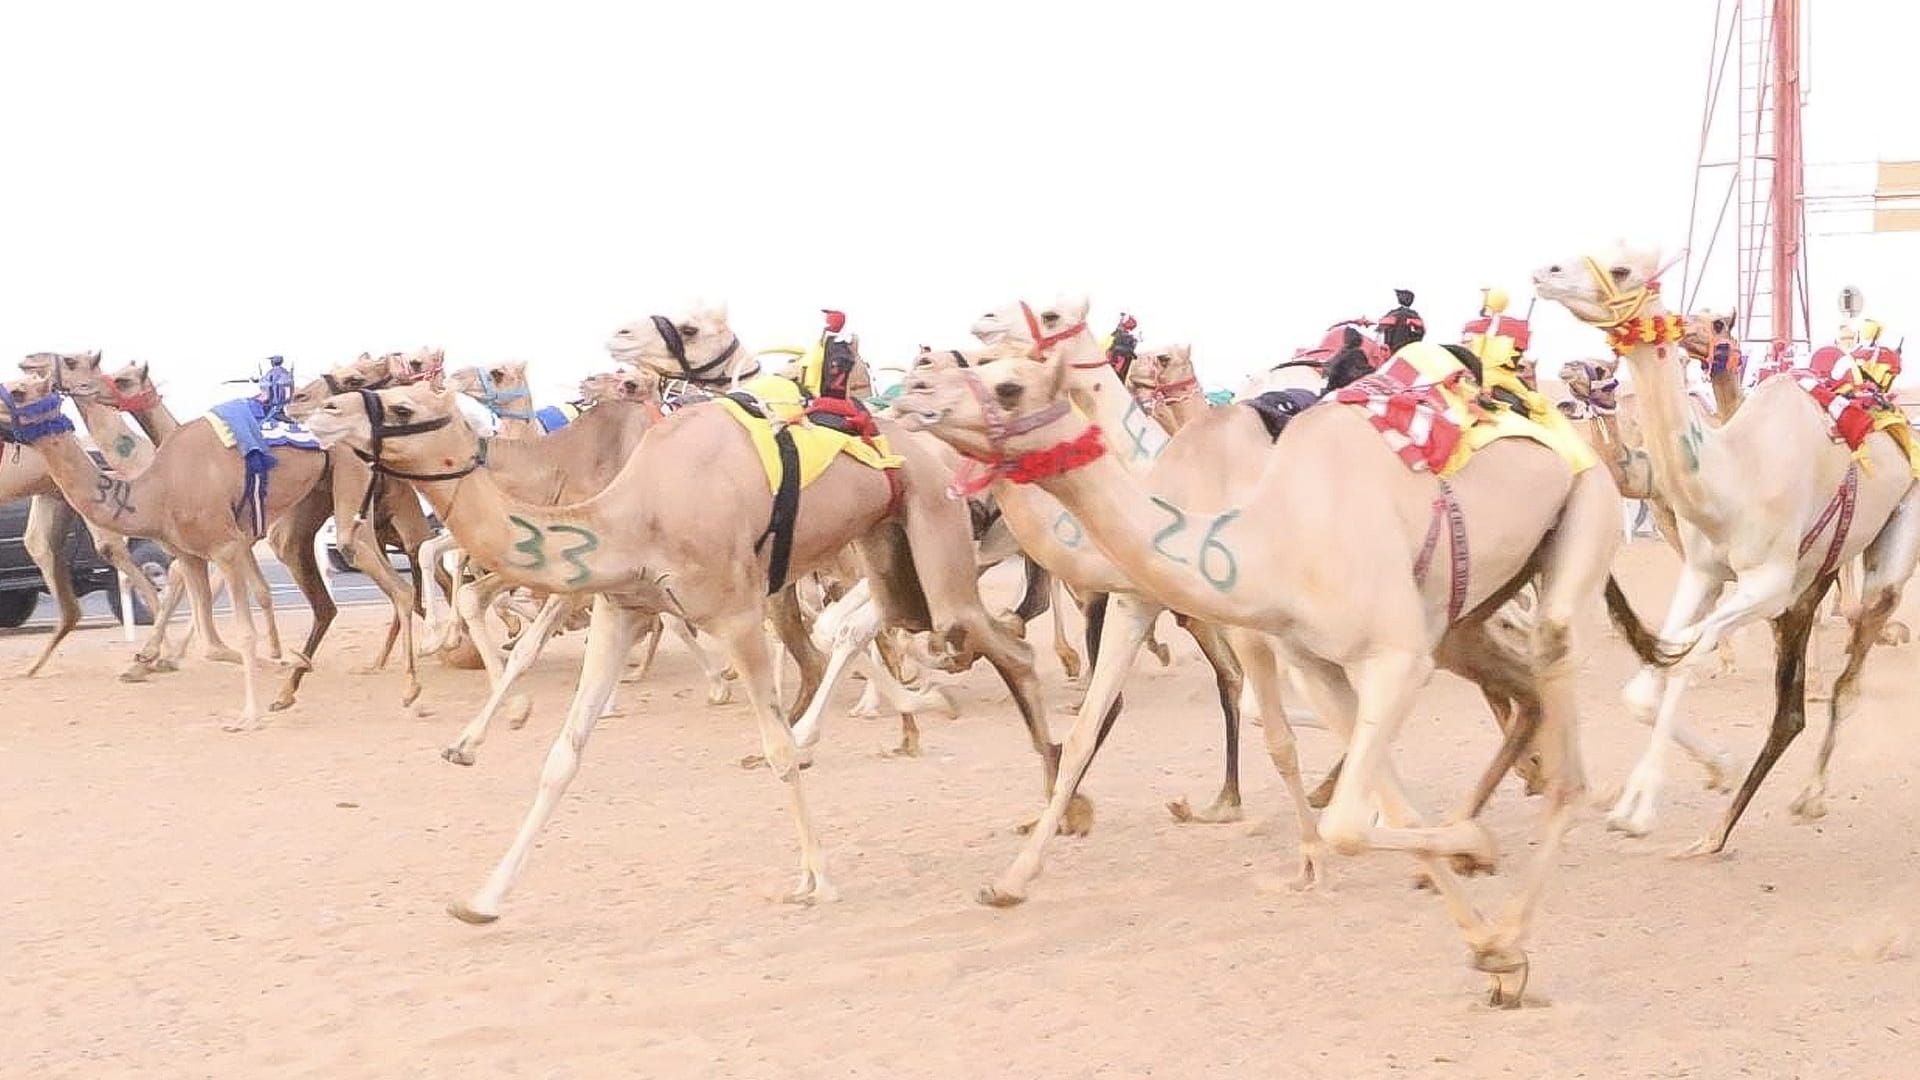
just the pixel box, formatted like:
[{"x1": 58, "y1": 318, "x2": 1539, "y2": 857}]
[
  {"x1": 1679, "y1": 576, "x2": 1831, "y2": 857},
  {"x1": 768, "y1": 585, "x2": 825, "y2": 724},
  {"x1": 1166, "y1": 617, "x2": 1247, "y2": 825},
  {"x1": 124, "y1": 561, "x2": 195, "y2": 679},
  {"x1": 416, "y1": 535, "x2": 464, "y2": 654},
  {"x1": 167, "y1": 557, "x2": 239, "y2": 668},
  {"x1": 449, "y1": 598, "x2": 646, "y2": 924},
  {"x1": 14, "y1": 497, "x2": 79, "y2": 678},
  {"x1": 661, "y1": 614, "x2": 732, "y2": 703},
  {"x1": 979, "y1": 592, "x2": 1155, "y2": 906},
  {"x1": 267, "y1": 494, "x2": 339, "y2": 711},
  {"x1": 457, "y1": 574, "x2": 515, "y2": 692},
  {"x1": 342, "y1": 523, "x2": 420, "y2": 705},
  {"x1": 1608, "y1": 566, "x2": 1737, "y2": 833},
  {"x1": 442, "y1": 594, "x2": 576, "y2": 766},
  {"x1": 1791, "y1": 493, "x2": 1920, "y2": 820},
  {"x1": 1222, "y1": 628, "x2": 1325, "y2": 884},
  {"x1": 1053, "y1": 578, "x2": 1083, "y2": 684},
  {"x1": 212, "y1": 553, "x2": 267, "y2": 732}
]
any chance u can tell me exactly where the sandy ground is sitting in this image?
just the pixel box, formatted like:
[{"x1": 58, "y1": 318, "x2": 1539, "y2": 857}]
[{"x1": 3, "y1": 541, "x2": 1917, "y2": 1080}]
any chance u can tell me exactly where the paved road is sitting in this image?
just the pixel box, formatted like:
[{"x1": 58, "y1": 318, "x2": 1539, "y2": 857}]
[{"x1": 16, "y1": 556, "x2": 404, "y2": 633}]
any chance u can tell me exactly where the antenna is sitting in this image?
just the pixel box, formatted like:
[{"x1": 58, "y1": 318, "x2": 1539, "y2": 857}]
[{"x1": 1839, "y1": 285, "x2": 1864, "y2": 318}]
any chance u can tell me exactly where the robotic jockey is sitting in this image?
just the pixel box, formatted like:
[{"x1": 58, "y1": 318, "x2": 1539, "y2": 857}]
[
  {"x1": 796, "y1": 308, "x2": 861, "y2": 400},
  {"x1": 1102, "y1": 313, "x2": 1140, "y2": 380},
  {"x1": 1461, "y1": 287, "x2": 1540, "y2": 408},
  {"x1": 1850, "y1": 319, "x2": 1903, "y2": 396},
  {"x1": 257, "y1": 355, "x2": 294, "y2": 421},
  {"x1": 1378, "y1": 289, "x2": 1426, "y2": 354}
]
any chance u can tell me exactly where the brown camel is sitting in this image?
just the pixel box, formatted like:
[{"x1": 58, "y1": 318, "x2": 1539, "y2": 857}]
[
  {"x1": 446, "y1": 361, "x2": 543, "y2": 438},
  {"x1": 891, "y1": 323, "x2": 1679, "y2": 1006},
  {"x1": 1124, "y1": 342, "x2": 1211, "y2": 435},
  {"x1": 3, "y1": 374, "x2": 336, "y2": 729},
  {"x1": 304, "y1": 369, "x2": 1067, "y2": 922},
  {"x1": 1536, "y1": 247, "x2": 1920, "y2": 852}
]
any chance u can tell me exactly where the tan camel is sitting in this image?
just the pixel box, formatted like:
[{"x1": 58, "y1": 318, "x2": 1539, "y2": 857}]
[
  {"x1": 3, "y1": 374, "x2": 336, "y2": 729},
  {"x1": 1535, "y1": 246, "x2": 1920, "y2": 851},
  {"x1": 446, "y1": 361, "x2": 542, "y2": 438},
  {"x1": 1124, "y1": 343, "x2": 1211, "y2": 435},
  {"x1": 20, "y1": 351, "x2": 247, "y2": 677},
  {"x1": 304, "y1": 366, "x2": 1067, "y2": 922},
  {"x1": 890, "y1": 318, "x2": 1678, "y2": 1005}
]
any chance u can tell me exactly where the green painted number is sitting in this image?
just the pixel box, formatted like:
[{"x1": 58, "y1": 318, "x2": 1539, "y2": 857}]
[
  {"x1": 1052, "y1": 510, "x2": 1083, "y2": 549},
  {"x1": 508, "y1": 515, "x2": 546, "y2": 570},
  {"x1": 1149, "y1": 496, "x2": 1190, "y2": 563},
  {"x1": 548, "y1": 524, "x2": 600, "y2": 585},
  {"x1": 1198, "y1": 510, "x2": 1241, "y2": 591}
]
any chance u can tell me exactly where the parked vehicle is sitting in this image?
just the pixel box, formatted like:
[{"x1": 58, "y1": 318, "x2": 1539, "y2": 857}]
[
  {"x1": 0, "y1": 496, "x2": 173, "y2": 627},
  {"x1": 318, "y1": 502, "x2": 441, "y2": 575}
]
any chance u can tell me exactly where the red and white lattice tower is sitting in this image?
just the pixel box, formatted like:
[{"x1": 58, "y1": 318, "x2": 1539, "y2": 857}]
[{"x1": 1679, "y1": 0, "x2": 1811, "y2": 364}]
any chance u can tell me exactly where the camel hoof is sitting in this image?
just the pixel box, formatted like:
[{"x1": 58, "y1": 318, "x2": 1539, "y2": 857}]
[
  {"x1": 1605, "y1": 812, "x2": 1654, "y2": 838},
  {"x1": 1669, "y1": 835, "x2": 1726, "y2": 860},
  {"x1": 221, "y1": 717, "x2": 263, "y2": 733},
  {"x1": 1451, "y1": 850, "x2": 1499, "y2": 877},
  {"x1": 1056, "y1": 649, "x2": 1082, "y2": 681},
  {"x1": 1789, "y1": 789, "x2": 1828, "y2": 821},
  {"x1": 206, "y1": 648, "x2": 243, "y2": 666},
  {"x1": 706, "y1": 682, "x2": 732, "y2": 706},
  {"x1": 1060, "y1": 793, "x2": 1095, "y2": 836},
  {"x1": 402, "y1": 683, "x2": 423, "y2": 708},
  {"x1": 447, "y1": 901, "x2": 498, "y2": 925},
  {"x1": 441, "y1": 746, "x2": 477, "y2": 767},
  {"x1": 884, "y1": 739, "x2": 921, "y2": 759},
  {"x1": 117, "y1": 664, "x2": 153, "y2": 684},
  {"x1": 976, "y1": 883, "x2": 1027, "y2": 908},
  {"x1": 1701, "y1": 754, "x2": 1736, "y2": 794},
  {"x1": 1480, "y1": 955, "x2": 1529, "y2": 1009},
  {"x1": 505, "y1": 695, "x2": 532, "y2": 729},
  {"x1": 267, "y1": 697, "x2": 295, "y2": 713},
  {"x1": 783, "y1": 874, "x2": 839, "y2": 905},
  {"x1": 149, "y1": 657, "x2": 180, "y2": 674},
  {"x1": 1879, "y1": 620, "x2": 1910, "y2": 647},
  {"x1": 1166, "y1": 796, "x2": 1243, "y2": 824}
]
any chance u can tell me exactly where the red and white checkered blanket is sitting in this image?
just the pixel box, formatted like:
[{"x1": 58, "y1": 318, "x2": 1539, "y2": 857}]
[{"x1": 1330, "y1": 353, "x2": 1470, "y2": 473}]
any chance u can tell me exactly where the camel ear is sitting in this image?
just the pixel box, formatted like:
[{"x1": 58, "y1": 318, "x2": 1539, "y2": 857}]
[
  {"x1": 1173, "y1": 344, "x2": 1191, "y2": 363},
  {"x1": 504, "y1": 359, "x2": 527, "y2": 377},
  {"x1": 1054, "y1": 294, "x2": 1091, "y2": 325}
]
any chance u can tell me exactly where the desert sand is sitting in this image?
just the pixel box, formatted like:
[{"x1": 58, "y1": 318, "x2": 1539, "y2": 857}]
[{"x1": 2, "y1": 541, "x2": 1916, "y2": 1079}]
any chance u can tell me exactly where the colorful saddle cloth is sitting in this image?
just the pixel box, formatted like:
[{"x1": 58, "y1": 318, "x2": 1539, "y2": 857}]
[
  {"x1": 534, "y1": 403, "x2": 580, "y2": 434},
  {"x1": 1780, "y1": 369, "x2": 1920, "y2": 477},
  {"x1": 1332, "y1": 343, "x2": 1596, "y2": 476},
  {"x1": 206, "y1": 397, "x2": 323, "y2": 536},
  {"x1": 718, "y1": 375, "x2": 902, "y2": 494}
]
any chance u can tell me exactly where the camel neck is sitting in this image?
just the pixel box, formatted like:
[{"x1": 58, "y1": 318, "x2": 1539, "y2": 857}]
[
  {"x1": 27, "y1": 428, "x2": 165, "y2": 537},
  {"x1": 1707, "y1": 369, "x2": 1744, "y2": 424},
  {"x1": 71, "y1": 397, "x2": 155, "y2": 475},
  {"x1": 1163, "y1": 383, "x2": 1209, "y2": 430},
  {"x1": 1616, "y1": 316, "x2": 1717, "y2": 520},
  {"x1": 133, "y1": 402, "x2": 181, "y2": 444},
  {"x1": 1068, "y1": 362, "x2": 1171, "y2": 470},
  {"x1": 403, "y1": 459, "x2": 632, "y2": 595},
  {"x1": 1024, "y1": 429, "x2": 1260, "y2": 624}
]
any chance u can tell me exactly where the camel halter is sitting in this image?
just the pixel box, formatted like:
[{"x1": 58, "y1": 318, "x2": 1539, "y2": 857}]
[
  {"x1": 471, "y1": 368, "x2": 533, "y2": 420},
  {"x1": 101, "y1": 375, "x2": 163, "y2": 413},
  {"x1": 945, "y1": 368, "x2": 1103, "y2": 497},
  {"x1": 649, "y1": 315, "x2": 747, "y2": 387},
  {"x1": 1577, "y1": 256, "x2": 1690, "y2": 354},
  {"x1": 0, "y1": 392, "x2": 74, "y2": 445},
  {"x1": 346, "y1": 387, "x2": 484, "y2": 529},
  {"x1": 1016, "y1": 303, "x2": 1099, "y2": 369}
]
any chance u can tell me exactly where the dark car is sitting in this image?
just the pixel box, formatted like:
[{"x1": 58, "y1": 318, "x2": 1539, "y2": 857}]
[{"x1": 0, "y1": 495, "x2": 173, "y2": 628}]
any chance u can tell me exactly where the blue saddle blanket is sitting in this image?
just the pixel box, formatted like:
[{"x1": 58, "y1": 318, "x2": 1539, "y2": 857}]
[{"x1": 206, "y1": 398, "x2": 321, "y2": 536}]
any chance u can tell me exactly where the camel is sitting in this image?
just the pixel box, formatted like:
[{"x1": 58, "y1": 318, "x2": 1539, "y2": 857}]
[
  {"x1": 1124, "y1": 343, "x2": 1211, "y2": 436},
  {"x1": 1534, "y1": 246, "x2": 1920, "y2": 852},
  {"x1": 890, "y1": 311, "x2": 1680, "y2": 1005},
  {"x1": 2, "y1": 374, "x2": 335, "y2": 729},
  {"x1": 303, "y1": 359, "x2": 1068, "y2": 921}
]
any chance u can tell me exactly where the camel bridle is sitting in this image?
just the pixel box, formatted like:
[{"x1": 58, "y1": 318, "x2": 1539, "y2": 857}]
[
  {"x1": 471, "y1": 367, "x2": 533, "y2": 420},
  {"x1": 649, "y1": 315, "x2": 746, "y2": 388},
  {"x1": 1014, "y1": 303, "x2": 1101, "y2": 371}
]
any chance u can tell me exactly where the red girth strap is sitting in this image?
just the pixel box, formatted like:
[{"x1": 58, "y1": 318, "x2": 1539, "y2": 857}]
[
  {"x1": 1798, "y1": 461, "x2": 1860, "y2": 578},
  {"x1": 1412, "y1": 480, "x2": 1470, "y2": 623}
]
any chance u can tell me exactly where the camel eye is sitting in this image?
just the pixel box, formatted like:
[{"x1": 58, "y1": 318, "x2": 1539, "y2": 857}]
[
  {"x1": 993, "y1": 381, "x2": 1023, "y2": 407},
  {"x1": 490, "y1": 368, "x2": 505, "y2": 382},
  {"x1": 1041, "y1": 311, "x2": 1060, "y2": 326},
  {"x1": 392, "y1": 404, "x2": 414, "y2": 421},
  {"x1": 1610, "y1": 266, "x2": 1632, "y2": 284},
  {"x1": 678, "y1": 324, "x2": 699, "y2": 339}
]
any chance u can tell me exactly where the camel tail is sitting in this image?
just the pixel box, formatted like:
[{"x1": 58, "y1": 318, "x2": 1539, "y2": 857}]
[{"x1": 1604, "y1": 575, "x2": 1692, "y2": 669}]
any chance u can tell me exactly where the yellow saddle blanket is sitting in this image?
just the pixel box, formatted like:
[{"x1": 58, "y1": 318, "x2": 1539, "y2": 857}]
[
  {"x1": 717, "y1": 375, "x2": 903, "y2": 493},
  {"x1": 1348, "y1": 342, "x2": 1597, "y2": 477}
]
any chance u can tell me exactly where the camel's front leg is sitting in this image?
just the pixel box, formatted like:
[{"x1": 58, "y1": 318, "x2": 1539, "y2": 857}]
[
  {"x1": 714, "y1": 609, "x2": 836, "y2": 904},
  {"x1": 1610, "y1": 565, "x2": 1734, "y2": 835},
  {"x1": 177, "y1": 556, "x2": 241, "y2": 666},
  {"x1": 442, "y1": 594, "x2": 576, "y2": 766},
  {"x1": 450, "y1": 598, "x2": 646, "y2": 924},
  {"x1": 16, "y1": 497, "x2": 80, "y2": 678},
  {"x1": 1051, "y1": 577, "x2": 1082, "y2": 682},
  {"x1": 1219, "y1": 628, "x2": 1323, "y2": 884},
  {"x1": 416, "y1": 536, "x2": 464, "y2": 654},
  {"x1": 1166, "y1": 617, "x2": 1247, "y2": 825},
  {"x1": 980, "y1": 593, "x2": 1156, "y2": 906}
]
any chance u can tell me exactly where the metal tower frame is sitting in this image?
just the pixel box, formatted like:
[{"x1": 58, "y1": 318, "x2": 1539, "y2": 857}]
[{"x1": 1680, "y1": 0, "x2": 1811, "y2": 363}]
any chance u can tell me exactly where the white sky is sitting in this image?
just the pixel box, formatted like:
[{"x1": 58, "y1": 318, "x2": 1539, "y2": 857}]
[{"x1": 4, "y1": 0, "x2": 1917, "y2": 415}]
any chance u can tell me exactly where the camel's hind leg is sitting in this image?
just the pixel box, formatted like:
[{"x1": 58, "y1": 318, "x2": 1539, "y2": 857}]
[
  {"x1": 658, "y1": 613, "x2": 731, "y2": 704},
  {"x1": 1050, "y1": 576, "x2": 1082, "y2": 682},
  {"x1": 212, "y1": 552, "x2": 267, "y2": 732},
  {"x1": 443, "y1": 594, "x2": 577, "y2": 766},
  {"x1": 1166, "y1": 617, "x2": 1247, "y2": 825},
  {"x1": 340, "y1": 515, "x2": 420, "y2": 706},
  {"x1": 449, "y1": 597, "x2": 647, "y2": 924},
  {"x1": 767, "y1": 585, "x2": 826, "y2": 723},
  {"x1": 1679, "y1": 574, "x2": 1831, "y2": 857},
  {"x1": 16, "y1": 496, "x2": 80, "y2": 678},
  {"x1": 979, "y1": 592, "x2": 1155, "y2": 906},
  {"x1": 267, "y1": 491, "x2": 338, "y2": 712},
  {"x1": 417, "y1": 535, "x2": 465, "y2": 654},
  {"x1": 1792, "y1": 491, "x2": 1920, "y2": 820}
]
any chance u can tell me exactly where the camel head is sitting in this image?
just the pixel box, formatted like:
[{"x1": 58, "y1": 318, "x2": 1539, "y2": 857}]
[
  {"x1": 577, "y1": 366, "x2": 662, "y2": 407},
  {"x1": 285, "y1": 353, "x2": 391, "y2": 422},
  {"x1": 969, "y1": 296, "x2": 1093, "y2": 350},
  {"x1": 19, "y1": 350, "x2": 106, "y2": 398},
  {"x1": 889, "y1": 339, "x2": 1071, "y2": 459},
  {"x1": 1532, "y1": 244, "x2": 1667, "y2": 326},
  {"x1": 305, "y1": 381, "x2": 475, "y2": 476},
  {"x1": 1680, "y1": 308, "x2": 1738, "y2": 361},
  {"x1": 1126, "y1": 343, "x2": 1195, "y2": 394},
  {"x1": 605, "y1": 301, "x2": 743, "y2": 382},
  {"x1": 445, "y1": 360, "x2": 533, "y2": 417},
  {"x1": 389, "y1": 347, "x2": 446, "y2": 386},
  {"x1": 101, "y1": 360, "x2": 162, "y2": 412},
  {"x1": 0, "y1": 374, "x2": 68, "y2": 444}
]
